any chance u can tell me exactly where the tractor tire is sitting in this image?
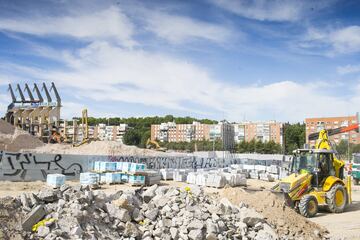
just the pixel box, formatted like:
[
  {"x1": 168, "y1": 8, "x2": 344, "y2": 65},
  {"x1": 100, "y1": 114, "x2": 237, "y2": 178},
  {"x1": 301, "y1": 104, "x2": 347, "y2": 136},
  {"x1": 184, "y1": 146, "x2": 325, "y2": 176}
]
[
  {"x1": 326, "y1": 184, "x2": 347, "y2": 213},
  {"x1": 299, "y1": 195, "x2": 318, "y2": 218}
]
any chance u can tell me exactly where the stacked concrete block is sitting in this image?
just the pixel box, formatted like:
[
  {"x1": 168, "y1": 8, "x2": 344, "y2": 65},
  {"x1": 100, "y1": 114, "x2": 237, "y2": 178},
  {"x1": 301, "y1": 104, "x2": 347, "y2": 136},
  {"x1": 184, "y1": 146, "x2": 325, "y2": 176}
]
[
  {"x1": 206, "y1": 174, "x2": 227, "y2": 188},
  {"x1": 99, "y1": 162, "x2": 117, "y2": 172},
  {"x1": 145, "y1": 171, "x2": 161, "y2": 186},
  {"x1": 222, "y1": 173, "x2": 247, "y2": 187},
  {"x1": 230, "y1": 164, "x2": 243, "y2": 170},
  {"x1": 116, "y1": 162, "x2": 123, "y2": 171},
  {"x1": 99, "y1": 173, "x2": 107, "y2": 184},
  {"x1": 249, "y1": 171, "x2": 259, "y2": 179},
  {"x1": 80, "y1": 172, "x2": 99, "y2": 185},
  {"x1": 243, "y1": 164, "x2": 255, "y2": 171},
  {"x1": 46, "y1": 174, "x2": 65, "y2": 188},
  {"x1": 129, "y1": 163, "x2": 146, "y2": 174},
  {"x1": 267, "y1": 165, "x2": 279, "y2": 174},
  {"x1": 255, "y1": 165, "x2": 267, "y2": 172},
  {"x1": 195, "y1": 173, "x2": 208, "y2": 186},
  {"x1": 279, "y1": 168, "x2": 289, "y2": 179},
  {"x1": 173, "y1": 169, "x2": 190, "y2": 182},
  {"x1": 186, "y1": 172, "x2": 197, "y2": 184},
  {"x1": 105, "y1": 173, "x2": 122, "y2": 184},
  {"x1": 128, "y1": 175, "x2": 145, "y2": 186},
  {"x1": 122, "y1": 162, "x2": 132, "y2": 173},
  {"x1": 93, "y1": 161, "x2": 101, "y2": 171},
  {"x1": 121, "y1": 174, "x2": 129, "y2": 183},
  {"x1": 159, "y1": 169, "x2": 174, "y2": 180}
]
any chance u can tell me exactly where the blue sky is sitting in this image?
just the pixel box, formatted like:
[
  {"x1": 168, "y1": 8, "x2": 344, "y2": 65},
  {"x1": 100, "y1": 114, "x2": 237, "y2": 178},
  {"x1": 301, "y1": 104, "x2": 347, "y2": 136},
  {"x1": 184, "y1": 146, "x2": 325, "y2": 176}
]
[{"x1": 0, "y1": 0, "x2": 360, "y2": 122}]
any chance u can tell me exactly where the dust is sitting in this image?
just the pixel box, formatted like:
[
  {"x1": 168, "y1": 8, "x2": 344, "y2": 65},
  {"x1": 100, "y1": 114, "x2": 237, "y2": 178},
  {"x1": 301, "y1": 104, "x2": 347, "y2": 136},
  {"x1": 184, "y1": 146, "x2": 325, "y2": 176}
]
[{"x1": 221, "y1": 187, "x2": 329, "y2": 239}]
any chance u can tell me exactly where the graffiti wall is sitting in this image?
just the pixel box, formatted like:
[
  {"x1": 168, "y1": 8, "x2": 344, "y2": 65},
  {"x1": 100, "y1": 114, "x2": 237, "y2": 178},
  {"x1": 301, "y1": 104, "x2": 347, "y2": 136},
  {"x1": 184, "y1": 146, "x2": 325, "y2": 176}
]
[
  {"x1": 0, "y1": 151, "x2": 88, "y2": 181},
  {"x1": 0, "y1": 151, "x2": 286, "y2": 181}
]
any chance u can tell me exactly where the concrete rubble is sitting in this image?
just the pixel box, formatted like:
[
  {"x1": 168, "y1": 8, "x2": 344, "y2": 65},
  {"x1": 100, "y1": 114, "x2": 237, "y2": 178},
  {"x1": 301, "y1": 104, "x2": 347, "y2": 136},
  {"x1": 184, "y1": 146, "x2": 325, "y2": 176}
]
[{"x1": 0, "y1": 183, "x2": 309, "y2": 240}]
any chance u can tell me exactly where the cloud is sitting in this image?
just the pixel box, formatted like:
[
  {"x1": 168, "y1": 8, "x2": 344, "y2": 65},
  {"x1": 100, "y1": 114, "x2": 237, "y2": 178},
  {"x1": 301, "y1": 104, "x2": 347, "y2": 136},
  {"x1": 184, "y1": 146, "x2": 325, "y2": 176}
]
[
  {"x1": 209, "y1": 0, "x2": 332, "y2": 22},
  {"x1": 301, "y1": 26, "x2": 360, "y2": 55},
  {"x1": 3, "y1": 41, "x2": 359, "y2": 122},
  {"x1": 0, "y1": 6, "x2": 136, "y2": 47},
  {"x1": 144, "y1": 11, "x2": 233, "y2": 44},
  {"x1": 337, "y1": 64, "x2": 360, "y2": 75}
]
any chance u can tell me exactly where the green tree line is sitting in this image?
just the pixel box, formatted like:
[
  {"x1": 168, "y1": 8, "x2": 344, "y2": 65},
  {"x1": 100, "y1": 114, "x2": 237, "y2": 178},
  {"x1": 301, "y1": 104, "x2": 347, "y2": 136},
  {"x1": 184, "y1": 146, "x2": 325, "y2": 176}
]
[{"x1": 106, "y1": 117, "x2": 307, "y2": 154}]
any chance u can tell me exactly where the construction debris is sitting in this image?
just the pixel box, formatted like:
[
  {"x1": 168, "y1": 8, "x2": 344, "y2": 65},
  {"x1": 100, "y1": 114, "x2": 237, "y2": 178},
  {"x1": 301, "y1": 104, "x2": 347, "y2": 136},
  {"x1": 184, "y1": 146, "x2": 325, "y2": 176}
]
[
  {"x1": 0, "y1": 120, "x2": 44, "y2": 152},
  {"x1": 0, "y1": 184, "x2": 328, "y2": 240}
]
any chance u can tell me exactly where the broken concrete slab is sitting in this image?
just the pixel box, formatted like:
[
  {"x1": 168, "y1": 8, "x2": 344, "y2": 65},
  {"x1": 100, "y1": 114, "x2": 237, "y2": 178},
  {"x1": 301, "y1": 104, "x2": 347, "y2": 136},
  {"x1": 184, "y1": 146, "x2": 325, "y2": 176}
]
[{"x1": 22, "y1": 204, "x2": 46, "y2": 231}]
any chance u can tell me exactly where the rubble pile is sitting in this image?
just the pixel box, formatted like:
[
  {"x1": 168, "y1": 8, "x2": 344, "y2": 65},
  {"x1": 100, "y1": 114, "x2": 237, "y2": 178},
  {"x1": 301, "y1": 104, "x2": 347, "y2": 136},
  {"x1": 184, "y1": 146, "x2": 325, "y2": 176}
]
[
  {"x1": 0, "y1": 120, "x2": 44, "y2": 152},
  {"x1": 1, "y1": 184, "x2": 325, "y2": 240}
]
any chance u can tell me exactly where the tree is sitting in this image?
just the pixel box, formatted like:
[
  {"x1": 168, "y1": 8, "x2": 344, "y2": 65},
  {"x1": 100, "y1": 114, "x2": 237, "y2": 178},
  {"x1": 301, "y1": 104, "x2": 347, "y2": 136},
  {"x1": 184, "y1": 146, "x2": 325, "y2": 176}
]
[
  {"x1": 284, "y1": 123, "x2": 305, "y2": 154},
  {"x1": 123, "y1": 129, "x2": 141, "y2": 146}
]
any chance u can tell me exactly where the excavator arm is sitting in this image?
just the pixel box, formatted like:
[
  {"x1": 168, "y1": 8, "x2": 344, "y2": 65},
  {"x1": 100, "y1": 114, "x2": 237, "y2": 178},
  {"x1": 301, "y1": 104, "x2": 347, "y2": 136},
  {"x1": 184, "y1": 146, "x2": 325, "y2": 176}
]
[{"x1": 309, "y1": 123, "x2": 360, "y2": 178}]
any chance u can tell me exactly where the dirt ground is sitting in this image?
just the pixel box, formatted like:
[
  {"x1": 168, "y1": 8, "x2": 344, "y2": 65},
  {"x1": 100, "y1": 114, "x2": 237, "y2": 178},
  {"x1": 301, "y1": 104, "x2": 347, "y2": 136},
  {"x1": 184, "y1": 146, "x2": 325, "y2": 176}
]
[{"x1": 1, "y1": 179, "x2": 359, "y2": 239}]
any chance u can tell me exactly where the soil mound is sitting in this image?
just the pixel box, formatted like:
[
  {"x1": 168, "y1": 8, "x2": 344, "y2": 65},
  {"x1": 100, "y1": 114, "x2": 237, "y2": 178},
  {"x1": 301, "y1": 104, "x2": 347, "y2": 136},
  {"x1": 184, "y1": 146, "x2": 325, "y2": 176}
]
[
  {"x1": 221, "y1": 187, "x2": 329, "y2": 239},
  {"x1": 0, "y1": 120, "x2": 44, "y2": 152}
]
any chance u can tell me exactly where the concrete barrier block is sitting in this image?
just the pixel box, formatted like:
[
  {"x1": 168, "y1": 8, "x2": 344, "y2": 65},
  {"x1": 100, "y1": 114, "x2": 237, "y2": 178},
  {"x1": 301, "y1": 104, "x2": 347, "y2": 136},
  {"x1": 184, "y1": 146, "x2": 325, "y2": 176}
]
[
  {"x1": 46, "y1": 174, "x2": 65, "y2": 188},
  {"x1": 186, "y1": 172, "x2": 197, "y2": 184},
  {"x1": 128, "y1": 175, "x2": 145, "y2": 185},
  {"x1": 80, "y1": 172, "x2": 99, "y2": 185},
  {"x1": 195, "y1": 173, "x2": 208, "y2": 186},
  {"x1": 105, "y1": 173, "x2": 122, "y2": 184},
  {"x1": 249, "y1": 171, "x2": 259, "y2": 179},
  {"x1": 129, "y1": 163, "x2": 146, "y2": 174},
  {"x1": 99, "y1": 162, "x2": 116, "y2": 172},
  {"x1": 206, "y1": 174, "x2": 226, "y2": 188},
  {"x1": 160, "y1": 169, "x2": 174, "y2": 180}
]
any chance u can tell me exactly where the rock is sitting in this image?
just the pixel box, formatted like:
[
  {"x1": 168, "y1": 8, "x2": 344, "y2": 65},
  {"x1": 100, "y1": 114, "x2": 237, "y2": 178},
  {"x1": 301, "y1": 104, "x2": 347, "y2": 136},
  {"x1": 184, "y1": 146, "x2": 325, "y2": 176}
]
[
  {"x1": 206, "y1": 220, "x2": 219, "y2": 234},
  {"x1": 188, "y1": 229, "x2": 203, "y2": 240},
  {"x1": 124, "y1": 222, "x2": 142, "y2": 238},
  {"x1": 70, "y1": 226, "x2": 83, "y2": 237},
  {"x1": 20, "y1": 193, "x2": 30, "y2": 208},
  {"x1": 187, "y1": 219, "x2": 204, "y2": 230},
  {"x1": 206, "y1": 233, "x2": 217, "y2": 240},
  {"x1": 38, "y1": 188, "x2": 58, "y2": 202},
  {"x1": 57, "y1": 199, "x2": 66, "y2": 209},
  {"x1": 188, "y1": 185, "x2": 202, "y2": 197},
  {"x1": 154, "y1": 196, "x2": 170, "y2": 208},
  {"x1": 239, "y1": 207, "x2": 265, "y2": 227},
  {"x1": 60, "y1": 184, "x2": 71, "y2": 192},
  {"x1": 145, "y1": 208, "x2": 159, "y2": 221},
  {"x1": 263, "y1": 223, "x2": 278, "y2": 239},
  {"x1": 254, "y1": 229, "x2": 275, "y2": 240},
  {"x1": 106, "y1": 203, "x2": 131, "y2": 222},
  {"x1": 170, "y1": 227, "x2": 179, "y2": 239},
  {"x1": 37, "y1": 226, "x2": 50, "y2": 238},
  {"x1": 142, "y1": 184, "x2": 158, "y2": 203},
  {"x1": 155, "y1": 186, "x2": 169, "y2": 196}
]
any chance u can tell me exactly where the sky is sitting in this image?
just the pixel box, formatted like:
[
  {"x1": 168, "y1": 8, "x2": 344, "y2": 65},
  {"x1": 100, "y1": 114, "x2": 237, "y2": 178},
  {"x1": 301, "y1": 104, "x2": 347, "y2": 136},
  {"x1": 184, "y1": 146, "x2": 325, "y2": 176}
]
[{"x1": 0, "y1": 0, "x2": 360, "y2": 122}]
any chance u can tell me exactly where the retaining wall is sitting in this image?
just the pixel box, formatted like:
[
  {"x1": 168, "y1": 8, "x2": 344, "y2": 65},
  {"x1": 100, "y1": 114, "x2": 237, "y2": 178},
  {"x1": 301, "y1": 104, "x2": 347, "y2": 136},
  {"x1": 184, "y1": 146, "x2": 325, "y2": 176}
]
[{"x1": 0, "y1": 151, "x2": 288, "y2": 181}]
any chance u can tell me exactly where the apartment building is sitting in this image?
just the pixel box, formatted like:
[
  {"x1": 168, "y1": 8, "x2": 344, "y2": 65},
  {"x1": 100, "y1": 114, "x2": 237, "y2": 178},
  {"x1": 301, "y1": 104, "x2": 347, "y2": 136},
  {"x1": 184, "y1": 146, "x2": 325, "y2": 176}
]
[
  {"x1": 151, "y1": 120, "x2": 235, "y2": 150},
  {"x1": 209, "y1": 120, "x2": 235, "y2": 150},
  {"x1": 305, "y1": 115, "x2": 359, "y2": 145},
  {"x1": 93, "y1": 123, "x2": 129, "y2": 142},
  {"x1": 233, "y1": 121, "x2": 283, "y2": 145},
  {"x1": 151, "y1": 122, "x2": 210, "y2": 143}
]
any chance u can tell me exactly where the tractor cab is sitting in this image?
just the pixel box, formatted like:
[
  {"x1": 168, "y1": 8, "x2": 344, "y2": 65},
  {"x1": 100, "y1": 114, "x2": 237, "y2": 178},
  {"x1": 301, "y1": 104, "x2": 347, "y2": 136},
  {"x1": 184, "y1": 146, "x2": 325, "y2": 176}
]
[{"x1": 291, "y1": 149, "x2": 342, "y2": 188}]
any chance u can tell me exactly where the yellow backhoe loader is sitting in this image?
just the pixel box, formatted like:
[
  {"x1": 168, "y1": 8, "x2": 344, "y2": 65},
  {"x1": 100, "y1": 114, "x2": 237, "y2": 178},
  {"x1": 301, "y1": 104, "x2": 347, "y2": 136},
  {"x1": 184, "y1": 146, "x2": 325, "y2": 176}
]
[
  {"x1": 146, "y1": 138, "x2": 167, "y2": 152},
  {"x1": 272, "y1": 124, "x2": 357, "y2": 217}
]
